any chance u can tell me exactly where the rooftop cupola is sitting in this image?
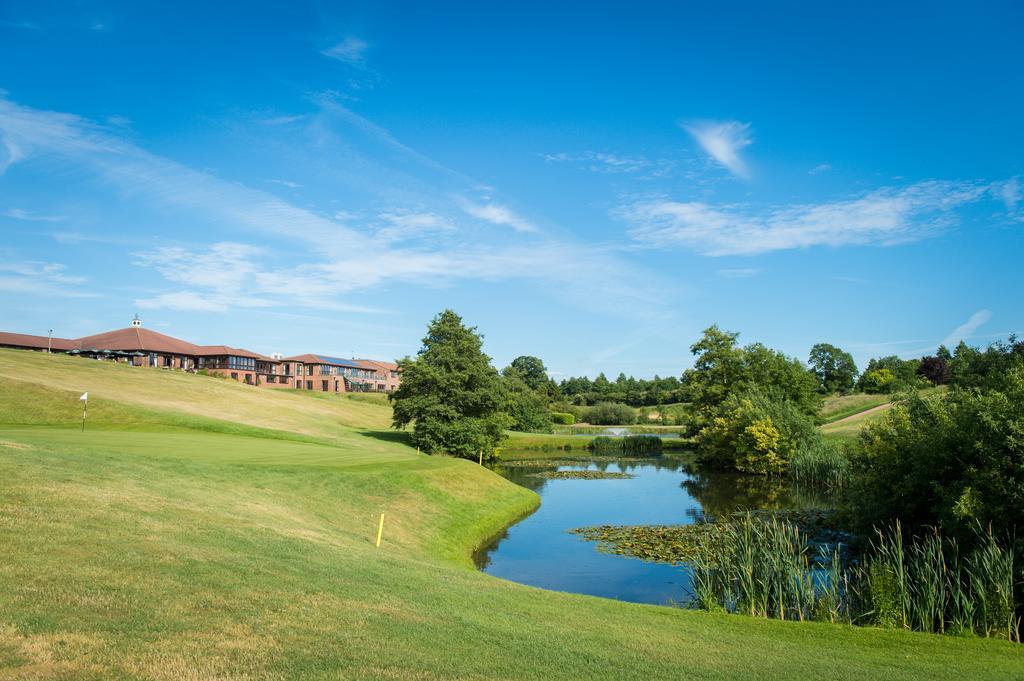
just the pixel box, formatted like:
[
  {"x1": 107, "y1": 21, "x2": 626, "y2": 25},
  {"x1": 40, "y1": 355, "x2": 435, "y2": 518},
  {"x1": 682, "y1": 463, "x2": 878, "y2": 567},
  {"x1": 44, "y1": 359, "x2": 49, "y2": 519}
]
[{"x1": 130, "y1": 314, "x2": 142, "y2": 328}]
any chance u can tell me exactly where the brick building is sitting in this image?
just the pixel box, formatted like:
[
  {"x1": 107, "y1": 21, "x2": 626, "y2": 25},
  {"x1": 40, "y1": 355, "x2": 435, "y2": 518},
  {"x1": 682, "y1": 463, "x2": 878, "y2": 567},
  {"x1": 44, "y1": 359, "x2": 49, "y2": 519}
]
[{"x1": 0, "y1": 316, "x2": 400, "y2": 393}]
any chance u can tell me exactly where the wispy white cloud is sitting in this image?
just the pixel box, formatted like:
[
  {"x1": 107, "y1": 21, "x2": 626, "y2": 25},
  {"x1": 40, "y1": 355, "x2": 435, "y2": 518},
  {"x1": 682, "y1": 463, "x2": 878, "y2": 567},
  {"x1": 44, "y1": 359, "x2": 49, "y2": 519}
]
[
  {"x1": 0, "y1": 19, "x2": 41, "y2": 30},
  {"x1": 376, "y1": 211, "x2": 455, "y2": 241},
  {"x1": 0, "y1": 94, "x2": 661, "y2": 317},
  {"x1": 3, "y1": 208, "x2": 63, "y2": 221},
  {"x1": 0, "y1": 261, "x2": 95, "y2": 297},
  {"x1": 459, "y1": 200, "x2": 538, "y2": 233},
  {"x1": 321, "y1": 37, "x2": 369, "y2": 65},
  {"x1": 266, "y1": 179, "x2": 301, "y2": 189},
  {"x1": 622, "y1": 180, "x2": 994, "y2": 256},
  {"x1": 258, "y1": 114, "x2": 308, "y2": 126},
  {"x1": 541, "y1": 151, "x2": 649, "y2": 174},
  {"x1": 683, "y1": 120, "x2": 753, "y2": 178},
  {"x1": 132, "y1": 238, "x2": 662, "y2": 317},
  {"x1": 941, "y1": 309, "x2": 992, "y2": 348},
  {"x1": 717, "y1": 268, "x2": 760, "y2": 278},
  {"x1": 809, "y1": 163, "x2": 832, "y2": 175},
  {"x1": 998, "y1": 177, "x2": 1020, "y2": 216},
  {"x1": 0, "y1": 95, "x2": 373, "y2": 251}
]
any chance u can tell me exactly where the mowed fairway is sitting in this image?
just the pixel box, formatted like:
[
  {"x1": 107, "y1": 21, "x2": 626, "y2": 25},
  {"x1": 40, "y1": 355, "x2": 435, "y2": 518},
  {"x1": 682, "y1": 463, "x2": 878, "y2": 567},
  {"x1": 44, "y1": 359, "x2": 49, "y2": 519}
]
[{"x1": 2, "y1": 355, "x2": 1022, "y2": 679}]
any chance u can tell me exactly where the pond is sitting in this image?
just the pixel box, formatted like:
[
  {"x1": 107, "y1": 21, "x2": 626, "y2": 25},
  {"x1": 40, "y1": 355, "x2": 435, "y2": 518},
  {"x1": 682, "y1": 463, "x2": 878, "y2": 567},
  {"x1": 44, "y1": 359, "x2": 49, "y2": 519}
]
[{"x1": 474, "y1": 455, "x2": 837, "y2": 606}]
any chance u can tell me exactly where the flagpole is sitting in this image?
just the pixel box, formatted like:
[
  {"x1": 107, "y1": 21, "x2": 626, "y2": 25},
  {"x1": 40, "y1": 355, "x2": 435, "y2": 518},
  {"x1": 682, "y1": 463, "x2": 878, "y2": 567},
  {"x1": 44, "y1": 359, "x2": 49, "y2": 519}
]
[{"x1": 80, "y1": 392, "x2": 88, "y2": 432}]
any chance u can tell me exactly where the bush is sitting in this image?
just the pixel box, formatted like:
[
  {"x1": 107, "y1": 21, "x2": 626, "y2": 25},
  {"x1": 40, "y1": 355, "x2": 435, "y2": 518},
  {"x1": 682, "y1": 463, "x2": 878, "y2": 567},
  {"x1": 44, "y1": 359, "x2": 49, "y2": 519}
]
[
  {"x1": 581, "y1": 402, "x2": 636, "y2": 425},
  {"x1": 696, "y1": 390, "x2": 819, "y2": 475},
  {"x1": 861, "y1": 368, "x2": 895, "y2": 393},
  {"x1": 853, "y1": 369, "x2": 1024, "y2": 543},
  {"x1": 505, "y1": 380, "x2": 553, "y2": 433},
  {"x1": 412, "y1": 413, "x2": 511, "y2": 459},
  {"x1": 550, "y1": 411, "x2": 575, "y2": 425}
]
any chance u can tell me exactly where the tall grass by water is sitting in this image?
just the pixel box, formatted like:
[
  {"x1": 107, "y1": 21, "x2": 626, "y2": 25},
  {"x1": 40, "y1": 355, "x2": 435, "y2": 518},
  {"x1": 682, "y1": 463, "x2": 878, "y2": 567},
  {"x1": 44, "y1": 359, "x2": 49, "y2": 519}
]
[
  {"x1": 690, "y1": 514, "x2": 1020, "y2": 641},
  {"x1": 590, "y1": 434, "x2": 663, "y2": 455},
  {"x1": 788, "y1": 441, "x2": 851, "y2": 489}
]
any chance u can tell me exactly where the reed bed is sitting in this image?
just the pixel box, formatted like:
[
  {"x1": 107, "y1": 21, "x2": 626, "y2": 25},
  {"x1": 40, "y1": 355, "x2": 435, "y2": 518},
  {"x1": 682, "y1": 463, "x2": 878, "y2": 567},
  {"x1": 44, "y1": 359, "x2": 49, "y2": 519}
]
[
  {"x1": 787, "y1": 441, "x2": 851, "y2": 489},
  {"x1": 690, "y1": 514, "x2": 1020, "y2": 641},
  {"x1": 590, "y1": 435, "x2": 663, "y2": 455}
]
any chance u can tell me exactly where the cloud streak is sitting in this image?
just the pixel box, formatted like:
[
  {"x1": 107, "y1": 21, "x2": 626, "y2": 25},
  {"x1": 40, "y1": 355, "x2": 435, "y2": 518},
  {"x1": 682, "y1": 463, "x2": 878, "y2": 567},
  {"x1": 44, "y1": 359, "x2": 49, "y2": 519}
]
[
  {"x1": 541, "y1": 151, "x2": 649, "y2": 174},
  {"x1": 0, "y1": 95, "x2": 661, "y2": 317},
  {"x1": 0, "y1": 261, "x2": 95, "y2": 298},
  {"x1": 683, "y1": 120, "x2": 753, "y2": 178},
  {"x1": 941, "y1": 309, "x2": 992, "y2": 348},
  {"x1": 622, "y1": 180, "x2": 994, "y2": 256},
  {"x1": 321, "y1": 37, "x2": 369, "y2": 65},
  {"x1": 460, "y1": 200, "x2": 538, "y2": 233}
]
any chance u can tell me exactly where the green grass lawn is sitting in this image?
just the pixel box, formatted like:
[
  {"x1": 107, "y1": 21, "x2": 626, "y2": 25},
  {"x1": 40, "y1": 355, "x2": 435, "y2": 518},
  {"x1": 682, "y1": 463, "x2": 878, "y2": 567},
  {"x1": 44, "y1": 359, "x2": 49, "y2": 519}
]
[
  {"x1": 820, "y1": 392, "x2": 893, "y2": 423},
  {"x1": 819, "y1": 387, "x2": 947, "y2": 441},
  {"x1": 1, "y1": 354, "x2": 1021, "y2": 679}
]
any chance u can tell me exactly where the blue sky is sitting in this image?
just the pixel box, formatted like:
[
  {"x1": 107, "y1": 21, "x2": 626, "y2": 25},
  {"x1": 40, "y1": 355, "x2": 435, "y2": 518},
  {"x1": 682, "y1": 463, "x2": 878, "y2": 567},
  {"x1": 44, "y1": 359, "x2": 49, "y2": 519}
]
[{"x1": 1, "y1": 2, "x2": 1021, "y2": 378}]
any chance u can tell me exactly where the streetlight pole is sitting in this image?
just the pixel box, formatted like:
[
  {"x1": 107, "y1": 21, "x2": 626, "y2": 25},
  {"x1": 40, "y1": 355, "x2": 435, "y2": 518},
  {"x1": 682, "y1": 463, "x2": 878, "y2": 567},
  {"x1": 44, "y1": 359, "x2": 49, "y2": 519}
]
[{"x1": 47, "y1": 329, "x2": 53, "y2": 354}]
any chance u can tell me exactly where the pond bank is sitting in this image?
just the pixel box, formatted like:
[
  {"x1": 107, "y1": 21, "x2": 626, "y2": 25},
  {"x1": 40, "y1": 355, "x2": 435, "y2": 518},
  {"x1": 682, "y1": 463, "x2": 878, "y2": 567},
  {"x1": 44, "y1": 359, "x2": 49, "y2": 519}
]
[{"x1": 476, "y1": 453, "x2": 838, "y2": 605}]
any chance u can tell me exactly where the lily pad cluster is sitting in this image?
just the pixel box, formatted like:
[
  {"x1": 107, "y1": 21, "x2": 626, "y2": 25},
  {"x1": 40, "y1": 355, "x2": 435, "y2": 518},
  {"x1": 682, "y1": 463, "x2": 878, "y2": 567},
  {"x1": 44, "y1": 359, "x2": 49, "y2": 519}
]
[
  {"x1": 572, "y1": 510, "x2": 848, "y2": 565},
  {"x1": 529, "y1": 470, "x2": 636, "y2": 480},
  {"x1": 499, "y1": 456, "x2": 662, "y2": 468},
  {"x1": 570, "y1": 523, "x2": 727, "y2": 564}
]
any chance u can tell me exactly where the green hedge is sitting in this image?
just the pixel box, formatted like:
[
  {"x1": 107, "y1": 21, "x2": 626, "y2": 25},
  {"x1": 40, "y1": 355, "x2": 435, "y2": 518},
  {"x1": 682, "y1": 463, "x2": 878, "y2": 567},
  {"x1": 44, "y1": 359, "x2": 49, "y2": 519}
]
[{"x1": 550, "y1": 411, "x2": 575, "y2": 425}]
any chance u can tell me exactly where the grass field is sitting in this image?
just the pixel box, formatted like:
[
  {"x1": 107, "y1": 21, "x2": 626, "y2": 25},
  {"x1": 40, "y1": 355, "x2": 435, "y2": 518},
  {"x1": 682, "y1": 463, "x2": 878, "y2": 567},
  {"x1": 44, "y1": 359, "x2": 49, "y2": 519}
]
[
  {"x1": 1, "y1": 350, "x2": 1021, "y2": 679},
  {"x1": 818, "y1": 387, "x2": 947, "y2": 441},
  {"x1": 820, "y1": 392, "x2": 893, "y2": 423}
]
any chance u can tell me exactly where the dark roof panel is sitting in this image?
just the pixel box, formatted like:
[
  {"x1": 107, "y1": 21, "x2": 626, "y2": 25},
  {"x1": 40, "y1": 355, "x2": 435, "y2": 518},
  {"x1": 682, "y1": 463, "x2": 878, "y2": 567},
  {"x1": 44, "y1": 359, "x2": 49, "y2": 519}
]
[{"x1": 0, "y1": 332, "x2": 77, "y2": 351}]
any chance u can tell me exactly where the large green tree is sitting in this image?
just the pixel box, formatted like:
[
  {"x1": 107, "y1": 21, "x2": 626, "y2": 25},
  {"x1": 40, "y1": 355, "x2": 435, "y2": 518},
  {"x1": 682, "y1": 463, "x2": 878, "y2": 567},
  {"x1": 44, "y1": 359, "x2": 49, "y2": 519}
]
[
  {"x1": 507, "y1": 355, "x2": 549, "y2": 391},
  {"x1": 808, "y1": 342, "x2": 858, "y2": 394},
  {"x1": 682, "y1": 326, "x2": 821, "y2": 419},
  {"x1": 681, "y1": 325, "x2": 746, "y2": 415},
  {"x1": 390, "y1": 310, "x2": 509, "y2": 460},
  {"x1": 502, "y1": 372, "x2": 554, "y2": 433}
]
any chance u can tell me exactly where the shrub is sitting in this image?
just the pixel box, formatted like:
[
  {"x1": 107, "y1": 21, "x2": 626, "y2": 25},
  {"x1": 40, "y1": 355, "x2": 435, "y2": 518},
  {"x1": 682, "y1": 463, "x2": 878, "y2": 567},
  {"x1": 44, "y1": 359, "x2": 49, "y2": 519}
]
[
  {"x1": 861, "y1": 368, "x2": 895, "y2": 393},
  {"x1": 854, "y1": 369, "x2": 1024, "y2": 542},
  {"x1": 918, "y1": 355, "x2": 951, "y2": 385},
  {"x1": 696, "y1": 391, "x2": 819, "y2": 475},
  {"x1": 581, "y1": 402, "x2": 636, "y2": 425},
  {"x1": 505, "y1": 381, "x2": 553, "y2": 433},
  {"x1": 550, "y1": 411, "x2": 575, "y2": 425}
]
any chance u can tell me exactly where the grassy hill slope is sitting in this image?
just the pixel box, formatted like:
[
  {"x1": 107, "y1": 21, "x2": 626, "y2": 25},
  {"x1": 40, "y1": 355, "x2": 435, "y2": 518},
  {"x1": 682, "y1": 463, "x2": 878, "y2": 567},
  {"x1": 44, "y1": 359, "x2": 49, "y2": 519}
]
[
  {"x1": 819, "y1": 387, "x2": 946, "y2": 441},
  {"x1": 0, "y1": 350, "x2": 393, "y2": 436},
  {"x1": 1, "y1": 352, "x2": 1021, "y2": 679}
]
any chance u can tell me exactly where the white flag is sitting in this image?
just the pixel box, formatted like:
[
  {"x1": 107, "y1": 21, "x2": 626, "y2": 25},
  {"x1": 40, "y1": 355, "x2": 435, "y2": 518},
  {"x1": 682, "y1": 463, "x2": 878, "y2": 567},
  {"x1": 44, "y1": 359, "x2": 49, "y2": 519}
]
[{"x1": 80, "y1": 392, "x2": 88, "y2": 401}]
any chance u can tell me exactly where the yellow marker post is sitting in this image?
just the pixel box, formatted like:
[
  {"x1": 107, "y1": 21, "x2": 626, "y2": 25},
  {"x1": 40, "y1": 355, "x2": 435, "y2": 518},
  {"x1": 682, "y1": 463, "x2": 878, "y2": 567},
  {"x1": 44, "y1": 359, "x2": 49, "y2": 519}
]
[
  {"x1": 478, "y1": 450, "x2": 483, "y2": 466},
  {"x1": 375, "y1": 513, "x2": 385, "y2": 548}
]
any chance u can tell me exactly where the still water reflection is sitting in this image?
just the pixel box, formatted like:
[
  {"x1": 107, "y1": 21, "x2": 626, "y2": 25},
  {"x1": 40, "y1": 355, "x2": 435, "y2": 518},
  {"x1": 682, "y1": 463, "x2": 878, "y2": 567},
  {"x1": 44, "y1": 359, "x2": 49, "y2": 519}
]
[{"x1": 475, "y1": 454, "x2": 834, "y2": 605}]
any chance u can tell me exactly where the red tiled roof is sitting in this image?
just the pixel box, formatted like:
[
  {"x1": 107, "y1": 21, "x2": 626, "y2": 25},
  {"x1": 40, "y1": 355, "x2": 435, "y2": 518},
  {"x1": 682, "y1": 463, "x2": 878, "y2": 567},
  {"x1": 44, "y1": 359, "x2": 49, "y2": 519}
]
[
  {"x1": 0, "y1": 332, "x2": 77, "y2": 351},
  {"x1": 74, "y1": 327, "x2": 199, "y2": 355},
  {"x1": 356, "y1": 359, "x2": 400, "y2": 372},
  {"x1": 280, "y1": 353, "x2": 320, "y2": 364},
  {"x1": 194, "y1": 345, "x2": 276, "y2": 361}
]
